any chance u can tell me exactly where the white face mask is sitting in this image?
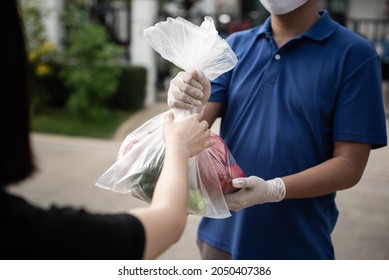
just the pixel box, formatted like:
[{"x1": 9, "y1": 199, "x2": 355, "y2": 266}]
[{"x1": 259, "y1": 0, "x2": 308, "y2": 15}]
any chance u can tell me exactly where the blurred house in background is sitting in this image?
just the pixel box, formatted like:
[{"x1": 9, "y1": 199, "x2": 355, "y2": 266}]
[{"x1": 34, "y1": 0, "x2": 389, "y2": 110}]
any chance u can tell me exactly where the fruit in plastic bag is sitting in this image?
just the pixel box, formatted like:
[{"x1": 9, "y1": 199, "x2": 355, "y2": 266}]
[{"x1": 203, "y1": 134, "x2": 245, "y2": 195}]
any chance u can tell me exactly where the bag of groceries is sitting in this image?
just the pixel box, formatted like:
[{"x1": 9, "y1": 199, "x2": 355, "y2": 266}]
[
  {"x1": 96, "y1": 109, "x2": 245, "y2": 218},
  {"x1": 96, "y1": 16, "x2": 242, "y2": 218}
]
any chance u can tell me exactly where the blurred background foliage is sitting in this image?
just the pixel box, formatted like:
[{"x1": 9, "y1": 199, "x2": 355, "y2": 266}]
[
  {"x1": 59, "y1": 2, "x2": 125, "y2": 120},
  {"x1": 20, "y1": 0, "x2": 146, "y2": 137},
  {"x1": 19, "y1": 0, "x2": 388, "y2": 137}
]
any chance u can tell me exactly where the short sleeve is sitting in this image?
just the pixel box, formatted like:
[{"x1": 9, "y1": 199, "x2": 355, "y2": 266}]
[{"x1": 333, "y1": 54, "x2": 387, "y2": 149}]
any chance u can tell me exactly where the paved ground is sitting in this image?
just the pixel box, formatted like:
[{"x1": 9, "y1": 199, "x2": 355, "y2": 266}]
[{"x1": 10, "y1": 103, "x2": 389, "y2": 260}]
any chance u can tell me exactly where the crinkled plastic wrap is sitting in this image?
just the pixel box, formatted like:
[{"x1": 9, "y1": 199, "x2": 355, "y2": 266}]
[
  {"x1": 96, "y1": 16, "x2": 241, "y2": 218},
  {"x1": 143, "y1": 16, "x2": 237, "y2": 80},
  {"x1": 96, "y1": 109, "x2": 245, "y2": 218}
]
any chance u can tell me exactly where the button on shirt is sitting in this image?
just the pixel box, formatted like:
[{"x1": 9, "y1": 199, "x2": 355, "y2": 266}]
[{"x1": 199, "y1": 10, "x2": 387, "y2": 259}]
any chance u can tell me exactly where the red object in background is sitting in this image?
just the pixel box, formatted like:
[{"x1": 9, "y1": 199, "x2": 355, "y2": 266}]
[
  {"x1": 386, "y1": 1, "x2": 389, "y2": 17},
  {"x1": 228, "y1": 18, "x2": 252, "y2": 35}
]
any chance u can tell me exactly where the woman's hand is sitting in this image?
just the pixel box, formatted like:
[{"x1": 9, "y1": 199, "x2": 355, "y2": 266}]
[{"x1": 163, "y1": 111, "x2": 215, "y2": 158}]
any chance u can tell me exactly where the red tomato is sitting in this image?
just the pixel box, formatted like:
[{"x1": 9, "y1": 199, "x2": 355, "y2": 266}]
[
  {"x1": 209, "y1": 134, "x2": 228, "y2": 163},
  {"x1": 200, "y1": 134, "x2": 245, "y2": 195},
  {"x1": 228, "y1": 164, "x2": 245, "y2": 179}
]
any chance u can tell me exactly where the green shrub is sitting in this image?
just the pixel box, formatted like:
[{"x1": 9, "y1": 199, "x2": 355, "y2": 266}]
[
  {"x1": 110, "y1": 66, "x2": 147, "y2": 111},
  {"x1": 31, "y1": 61, "x2": 69, "y2": 112},
  {"x1": 23, "y1": 1, "x2": 147, "y2": 120},
  {"x1": 32, "y1": 63, "x2": 147, "y2": 113},
  {"x1": 20, "y1": 1, "x2": 64, "y2": 112},
  {"x1": 60, "y1": 2, "x2": 124, "y2": 120}
]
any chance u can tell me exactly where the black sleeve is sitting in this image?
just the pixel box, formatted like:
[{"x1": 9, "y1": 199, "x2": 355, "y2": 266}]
[
  {"x1": 41, "y1": 207, "x2": 146, "y2": 260},
  {"x1": 2, "y1": 194, "x2": 146, "y2": 260},
  {"x1": 35, "y1": 207, "x2": 146, "y2": 260}
]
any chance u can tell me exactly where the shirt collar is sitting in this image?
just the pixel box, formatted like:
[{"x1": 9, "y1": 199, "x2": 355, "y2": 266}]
[
  {"x1": 255, "y1": 16, "x2": 272, "y2": 38},
  {"x1": 304, "y1": 10, "x2": 339, "y2": 41},
  {"x1": 255, "y1": 10, "x2": 339, "y2": 41}
]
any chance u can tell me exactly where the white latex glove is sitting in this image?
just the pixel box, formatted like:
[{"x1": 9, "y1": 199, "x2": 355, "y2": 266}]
[
  {"x1": 224, "y1": 176, "x2": 286, "y2": 211},
  {"x1": 167, "y1": 71, "x2": 211, "y2": 114}
]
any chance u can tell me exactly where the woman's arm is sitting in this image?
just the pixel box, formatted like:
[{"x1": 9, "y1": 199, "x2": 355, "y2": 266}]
[{"x1": 129, "y1": 111, "x2": 214, "y2": 259}]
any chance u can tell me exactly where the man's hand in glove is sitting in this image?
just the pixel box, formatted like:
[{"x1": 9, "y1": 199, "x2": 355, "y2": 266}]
[
  {"x1": 224, "y1": 176, "x2": 286, "y2": 211},
  {"x1": 167, "y1": 70, "x2": 210, "y2": 113}
]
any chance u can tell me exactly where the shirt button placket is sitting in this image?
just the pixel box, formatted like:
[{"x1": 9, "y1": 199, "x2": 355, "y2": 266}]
[{"x1": 262, "y1": 52, "x2": 283, "y2": 87}]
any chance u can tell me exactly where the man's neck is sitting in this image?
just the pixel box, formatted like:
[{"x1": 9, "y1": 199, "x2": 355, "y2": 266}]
[{"x1": 270, "y1": 1, "x2": 320, "y2": 47}]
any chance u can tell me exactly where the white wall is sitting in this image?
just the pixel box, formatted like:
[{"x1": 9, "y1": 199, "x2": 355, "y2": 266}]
[
  {"x1": 348, "y1": 0, "x2": 387, "y2": 19},
  {"x1": 42, "y1": 0, "x2": 64, "y2": 50},
  {"x1": 130, "y1": 0, "x2": 159, "y2": 106},
  {"x1": 347, "y1": 0, "x2": 388, "y2": 40},
  {"x1": 111, "y1": 1, "x2": 130, "y2": 43}
]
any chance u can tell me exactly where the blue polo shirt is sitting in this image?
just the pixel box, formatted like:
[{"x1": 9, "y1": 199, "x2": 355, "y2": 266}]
[{"x1": 198, "y1": 11, "x2": 387, "y2": 259}]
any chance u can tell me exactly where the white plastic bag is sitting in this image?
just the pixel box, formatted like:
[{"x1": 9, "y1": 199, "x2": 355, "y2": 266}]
[
  {"x1": 96, "y1": 109, "x2": 243, "y2": 218},
  {"x1": 96, "y1": 16, "x2": 240, "y2": 219},
  {"x1": 143, "y1": 16, "x2": 237, "y2": 80}
]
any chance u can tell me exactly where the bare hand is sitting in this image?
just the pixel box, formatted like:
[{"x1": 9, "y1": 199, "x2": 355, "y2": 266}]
[{"x1": 163, "y1": 111, "x2": 215, "y2": 157}]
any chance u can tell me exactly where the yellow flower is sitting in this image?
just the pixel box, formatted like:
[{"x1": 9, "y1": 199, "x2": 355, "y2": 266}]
[
  {"x1": 35, "y1": 63, "x2": 52, "y2": 76},
  {"x1": 28, "y1": 51, "x2": 38, "y2": 62},
  {"x1": 29, "y1": 41, "x2": 56, "y2": 62},
  {"x1": 40, "y1": 42, "x2": 56, "y2": 54}
]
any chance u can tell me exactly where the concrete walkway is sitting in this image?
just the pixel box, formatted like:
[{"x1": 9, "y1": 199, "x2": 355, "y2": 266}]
[{"x1": 11, "y1": 103, "x2": 389, "y2": 260}]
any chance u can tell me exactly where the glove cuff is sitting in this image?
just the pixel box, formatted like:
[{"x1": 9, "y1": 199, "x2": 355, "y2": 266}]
[{"x1": 265, "y1": 177, "x2": 286, "y2": 202}]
